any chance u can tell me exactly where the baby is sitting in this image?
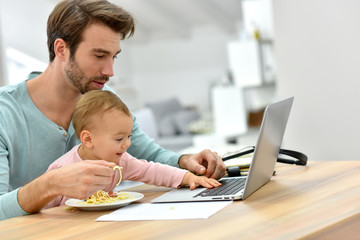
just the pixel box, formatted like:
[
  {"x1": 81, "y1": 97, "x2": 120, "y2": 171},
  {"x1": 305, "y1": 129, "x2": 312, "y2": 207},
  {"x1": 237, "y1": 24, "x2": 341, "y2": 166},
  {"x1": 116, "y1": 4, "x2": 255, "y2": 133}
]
[{"x1": 44, "y1": 90, "x2": 220, "y2": 208}]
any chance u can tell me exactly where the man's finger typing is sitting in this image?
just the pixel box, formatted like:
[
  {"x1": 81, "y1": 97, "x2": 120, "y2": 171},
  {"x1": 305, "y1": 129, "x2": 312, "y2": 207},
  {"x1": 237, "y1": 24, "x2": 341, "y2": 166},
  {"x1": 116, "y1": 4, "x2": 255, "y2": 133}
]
[{"x1": 179, "y1": 150, "x2": 226, "y2": 180}]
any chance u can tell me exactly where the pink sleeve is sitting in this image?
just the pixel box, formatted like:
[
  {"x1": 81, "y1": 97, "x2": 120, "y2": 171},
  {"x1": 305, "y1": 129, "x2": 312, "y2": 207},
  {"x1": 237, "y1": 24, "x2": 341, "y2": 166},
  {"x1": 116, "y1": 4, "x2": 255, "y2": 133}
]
[
  {"x1": 46, "y1": 145, "x2": 82, "y2": 171},
  {"x1": 120, "y1": 153, "x2": 188, "y2": 188},
  {"x1": 43, "y1": 196, "x2": 65, "y2": 209},
  {"x1": 43, "y1": 145, "x2": 82, "y2": 208}
]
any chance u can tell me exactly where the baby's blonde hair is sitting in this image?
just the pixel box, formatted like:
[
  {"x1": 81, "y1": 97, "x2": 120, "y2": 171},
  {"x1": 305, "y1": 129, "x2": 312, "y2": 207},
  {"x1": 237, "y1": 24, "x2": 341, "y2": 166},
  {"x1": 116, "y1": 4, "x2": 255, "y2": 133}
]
[{"x1": 73, "y1": 90, "x2": 131, "y2": 138}]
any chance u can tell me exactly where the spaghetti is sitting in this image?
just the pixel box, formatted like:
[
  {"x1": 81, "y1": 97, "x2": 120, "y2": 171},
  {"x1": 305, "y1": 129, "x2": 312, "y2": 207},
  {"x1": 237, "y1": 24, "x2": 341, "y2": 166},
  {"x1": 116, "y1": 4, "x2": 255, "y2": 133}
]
[
  {"x1": 81, "y1": 190, "x2": 130, "y2": 205},
  {"x1": 113, "y1": 165, "x2": 122, "y2": 186},
  {"x1": 80, "y1": 166, "x2": 125, "y2": 205}
]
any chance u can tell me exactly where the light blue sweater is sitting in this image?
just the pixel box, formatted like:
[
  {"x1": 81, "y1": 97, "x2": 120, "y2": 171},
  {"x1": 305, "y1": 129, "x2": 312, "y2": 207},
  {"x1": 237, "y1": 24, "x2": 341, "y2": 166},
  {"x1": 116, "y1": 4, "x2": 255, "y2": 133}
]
[{"x1": 0, "y1": 81, "x2": 180, "y2": 220}]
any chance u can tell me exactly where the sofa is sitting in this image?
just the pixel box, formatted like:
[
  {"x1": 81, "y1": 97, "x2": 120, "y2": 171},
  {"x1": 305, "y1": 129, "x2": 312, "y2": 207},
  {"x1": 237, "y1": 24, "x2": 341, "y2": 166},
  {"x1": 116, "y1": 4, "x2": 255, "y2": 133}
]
[{"x1": 134, "y1": 98, "x2": 201, "y2": 152}]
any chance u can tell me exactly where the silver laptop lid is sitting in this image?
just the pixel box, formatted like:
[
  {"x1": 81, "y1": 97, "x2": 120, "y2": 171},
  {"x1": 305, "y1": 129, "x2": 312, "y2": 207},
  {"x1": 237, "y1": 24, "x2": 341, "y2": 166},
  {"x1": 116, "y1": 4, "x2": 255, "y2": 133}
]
[
  {"x1": 242, "y1": 97, "x2": 294, "y2": 199},
  {"x1": 150, "y1": 97, "x2": 294, "y2": 203}
]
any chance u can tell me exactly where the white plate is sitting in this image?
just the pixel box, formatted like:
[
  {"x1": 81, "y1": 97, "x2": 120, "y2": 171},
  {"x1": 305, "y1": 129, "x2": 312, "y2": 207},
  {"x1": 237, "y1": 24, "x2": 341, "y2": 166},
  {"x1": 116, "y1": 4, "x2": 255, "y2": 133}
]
[{"x1": 65, "y1": 191, "x2": 144, "y2": 211}]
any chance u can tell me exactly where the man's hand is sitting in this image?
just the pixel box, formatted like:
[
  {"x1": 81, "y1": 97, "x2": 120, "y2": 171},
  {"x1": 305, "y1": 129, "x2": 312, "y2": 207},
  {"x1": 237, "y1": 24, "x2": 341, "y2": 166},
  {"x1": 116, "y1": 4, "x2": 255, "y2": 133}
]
[
  {"x1": 50, "y1": 160, "x2": 117, "y2": 199},
  {"x1": 178, "y1": 149, "x2": 226, "y2": 179},
  {"x1": 18, "y1": 160, "x2": 116, "y2": 213}
]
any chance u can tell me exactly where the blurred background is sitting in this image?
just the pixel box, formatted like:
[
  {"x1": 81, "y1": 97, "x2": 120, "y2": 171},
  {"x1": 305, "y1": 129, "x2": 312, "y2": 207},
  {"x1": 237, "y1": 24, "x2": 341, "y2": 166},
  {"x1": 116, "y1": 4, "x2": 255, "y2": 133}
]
[{"x1": 1, "y1": 0, "x2": 360, "y2": 160}]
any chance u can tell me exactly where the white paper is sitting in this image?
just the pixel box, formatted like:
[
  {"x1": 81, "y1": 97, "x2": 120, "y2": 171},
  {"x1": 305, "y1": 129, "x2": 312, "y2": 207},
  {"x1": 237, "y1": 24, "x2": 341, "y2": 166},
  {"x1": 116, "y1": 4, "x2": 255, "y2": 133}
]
[
  {"x1": 113, "y1": 180, "x2": 144, "y2": 191},
  {"x1": 96, "y1": 201, "x2": 232, "y2": 221}
]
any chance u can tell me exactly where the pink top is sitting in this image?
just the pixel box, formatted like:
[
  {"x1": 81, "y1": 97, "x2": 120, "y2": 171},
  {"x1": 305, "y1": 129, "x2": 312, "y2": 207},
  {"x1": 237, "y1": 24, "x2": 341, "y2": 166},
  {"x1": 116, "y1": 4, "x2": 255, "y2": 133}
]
[{"x1": 44, "y1": 145, "x2": 187, "y2": 208}]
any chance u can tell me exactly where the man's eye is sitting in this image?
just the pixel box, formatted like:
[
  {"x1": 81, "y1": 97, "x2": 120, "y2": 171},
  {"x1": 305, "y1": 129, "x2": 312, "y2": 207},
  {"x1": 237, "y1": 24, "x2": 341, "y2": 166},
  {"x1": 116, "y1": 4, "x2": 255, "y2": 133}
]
[{"x1": 95, "y1": 55, "x2": 104, "y2": 59}]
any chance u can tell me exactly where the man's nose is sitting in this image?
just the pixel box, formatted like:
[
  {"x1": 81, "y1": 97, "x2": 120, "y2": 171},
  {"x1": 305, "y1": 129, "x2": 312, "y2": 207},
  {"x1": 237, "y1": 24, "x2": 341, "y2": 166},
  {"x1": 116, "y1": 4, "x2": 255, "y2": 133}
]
[{"x1": 101, "y1": 59, "x2": 114, "y2": 77}]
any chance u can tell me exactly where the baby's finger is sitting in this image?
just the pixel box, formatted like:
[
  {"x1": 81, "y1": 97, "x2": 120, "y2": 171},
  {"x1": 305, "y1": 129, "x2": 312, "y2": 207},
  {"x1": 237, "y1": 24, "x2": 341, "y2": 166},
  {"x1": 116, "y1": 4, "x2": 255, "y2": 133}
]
[
  {"x1": 189, "y1": 181, "x2": 199, "y2": 190},
  {"x1": 207, "y1": 178, "x2": 221, "y2": 187},
  {"x1": 200, "y1": 179, "x2": 215, "y2": 189},
  {"x1": 213, "y1": 179, "x2": 222, "y2": 187}
]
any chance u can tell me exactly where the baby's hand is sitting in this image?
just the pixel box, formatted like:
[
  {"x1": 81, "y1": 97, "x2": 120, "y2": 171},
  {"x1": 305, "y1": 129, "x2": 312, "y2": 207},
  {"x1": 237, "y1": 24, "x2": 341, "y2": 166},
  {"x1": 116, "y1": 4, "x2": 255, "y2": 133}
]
[{"x1": 181, "y1": 172, "x2": 222, "y2": 190}]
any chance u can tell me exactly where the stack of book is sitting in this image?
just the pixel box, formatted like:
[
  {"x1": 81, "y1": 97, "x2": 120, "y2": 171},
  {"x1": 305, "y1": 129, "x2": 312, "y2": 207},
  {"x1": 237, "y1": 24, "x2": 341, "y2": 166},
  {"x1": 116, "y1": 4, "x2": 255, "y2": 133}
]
[{"x1": 224, "y1": 155, "x2": 252, "y2": 177}]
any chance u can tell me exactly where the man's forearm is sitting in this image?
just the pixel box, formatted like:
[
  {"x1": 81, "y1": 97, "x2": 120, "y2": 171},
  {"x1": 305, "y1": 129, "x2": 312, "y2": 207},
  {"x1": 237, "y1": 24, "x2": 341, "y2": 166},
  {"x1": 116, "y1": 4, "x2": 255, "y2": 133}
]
[{"x1": 17, "y1": 170, "x2": 58, "y2": 213}]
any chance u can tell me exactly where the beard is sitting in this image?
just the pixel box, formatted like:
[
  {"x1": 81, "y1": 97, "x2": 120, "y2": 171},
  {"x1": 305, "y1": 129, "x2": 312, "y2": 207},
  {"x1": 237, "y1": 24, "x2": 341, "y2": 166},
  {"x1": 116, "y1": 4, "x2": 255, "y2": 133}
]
[{"x1": 65, "y1": 57, "x2": 109, "y2": 94}]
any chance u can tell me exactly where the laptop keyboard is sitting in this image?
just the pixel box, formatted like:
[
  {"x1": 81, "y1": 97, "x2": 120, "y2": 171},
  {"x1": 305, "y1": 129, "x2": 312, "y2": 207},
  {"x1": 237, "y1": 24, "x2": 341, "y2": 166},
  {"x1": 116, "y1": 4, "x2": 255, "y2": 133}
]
[{"x1": 194, "y1": 178, "x2": 246, "y2": 198}]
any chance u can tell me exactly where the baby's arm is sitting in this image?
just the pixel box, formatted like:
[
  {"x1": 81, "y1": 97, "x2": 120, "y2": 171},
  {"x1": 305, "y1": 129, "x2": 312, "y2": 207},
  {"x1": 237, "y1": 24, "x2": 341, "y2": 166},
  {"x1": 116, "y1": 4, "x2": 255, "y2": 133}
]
[
  {"x1": 121, "y1": 152, "x2": 221, "y2": 189},
  {"x1": 181, "y1": 172, "x2": 222, "y2": 190}
]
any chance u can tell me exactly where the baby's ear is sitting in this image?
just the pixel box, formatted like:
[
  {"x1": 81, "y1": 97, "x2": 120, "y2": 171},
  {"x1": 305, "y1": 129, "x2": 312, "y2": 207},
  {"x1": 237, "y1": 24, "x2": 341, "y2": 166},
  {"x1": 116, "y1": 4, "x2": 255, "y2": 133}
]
[{"x1": 80, "y1": 130, "x2": 93, "y2": 148}]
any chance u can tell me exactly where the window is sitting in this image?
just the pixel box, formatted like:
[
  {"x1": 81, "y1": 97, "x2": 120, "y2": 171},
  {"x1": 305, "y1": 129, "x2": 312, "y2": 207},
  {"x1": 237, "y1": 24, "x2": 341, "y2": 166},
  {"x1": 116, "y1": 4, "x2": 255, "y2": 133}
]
[{"x1": 6, "y1": 47, "x2": 47, "y2": 85}]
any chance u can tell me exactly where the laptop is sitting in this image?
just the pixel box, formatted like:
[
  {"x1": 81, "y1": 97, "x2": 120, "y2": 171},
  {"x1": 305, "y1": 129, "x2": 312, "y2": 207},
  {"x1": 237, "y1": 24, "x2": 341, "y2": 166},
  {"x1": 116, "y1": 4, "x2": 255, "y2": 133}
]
[{"x1": 151, "y1": 97, "x2": 294, "y2": 202}]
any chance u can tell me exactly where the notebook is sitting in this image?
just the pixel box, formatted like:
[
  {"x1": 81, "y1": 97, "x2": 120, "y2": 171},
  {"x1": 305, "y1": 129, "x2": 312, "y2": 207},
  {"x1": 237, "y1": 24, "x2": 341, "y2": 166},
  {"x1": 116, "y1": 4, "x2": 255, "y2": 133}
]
[{"x1": 151, "y1": 96, "x2": 294, "y2": 202}]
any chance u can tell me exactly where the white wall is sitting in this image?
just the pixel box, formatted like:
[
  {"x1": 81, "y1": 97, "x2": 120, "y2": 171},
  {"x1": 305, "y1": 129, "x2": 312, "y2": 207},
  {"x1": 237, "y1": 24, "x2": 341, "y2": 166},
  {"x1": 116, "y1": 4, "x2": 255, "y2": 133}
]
[
  {"x1": 273, "y1": 0, "x2": 360, "y2": 160},
  {"x1": 0, "y1": 0, "x2": 53, "y2": 63},
  {"x1": 0, "y1": 1, "x2": 7, "y2": 86},
  {"x1": 0, "y1": 1, "x2": 238, "y2": 114},
  {"x1": 115, "y1": 26, "x2": 237, "y2": 113}
]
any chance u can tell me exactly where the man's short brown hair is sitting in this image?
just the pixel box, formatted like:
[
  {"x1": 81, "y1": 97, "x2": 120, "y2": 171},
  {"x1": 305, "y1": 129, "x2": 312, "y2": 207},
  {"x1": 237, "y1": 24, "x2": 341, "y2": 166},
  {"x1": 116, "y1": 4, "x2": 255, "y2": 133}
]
[{"x1": 47, "y1": 0, "x2": 135, "y2": 62}]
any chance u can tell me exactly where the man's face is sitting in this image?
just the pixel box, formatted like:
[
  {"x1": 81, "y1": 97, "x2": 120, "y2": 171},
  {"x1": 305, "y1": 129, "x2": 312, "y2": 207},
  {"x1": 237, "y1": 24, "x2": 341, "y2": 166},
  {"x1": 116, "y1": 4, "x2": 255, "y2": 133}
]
[{"x1": 64, "y1": 23, "x2": 121, "y2": 94}]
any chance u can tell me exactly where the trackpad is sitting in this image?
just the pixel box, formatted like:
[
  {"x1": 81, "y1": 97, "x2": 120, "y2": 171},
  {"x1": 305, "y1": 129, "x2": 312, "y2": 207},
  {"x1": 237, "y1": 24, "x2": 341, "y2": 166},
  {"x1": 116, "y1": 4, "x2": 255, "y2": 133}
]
[{"x1": 151, "y1": 188, "x2": 205, "y2": 203}]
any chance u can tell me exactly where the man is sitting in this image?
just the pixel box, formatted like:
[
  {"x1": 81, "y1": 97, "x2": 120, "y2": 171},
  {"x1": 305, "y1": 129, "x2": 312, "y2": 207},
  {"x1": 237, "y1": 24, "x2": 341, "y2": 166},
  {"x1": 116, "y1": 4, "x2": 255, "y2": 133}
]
[{"x1": 0, "y1": 0, "x2": 225, "y2": 220}]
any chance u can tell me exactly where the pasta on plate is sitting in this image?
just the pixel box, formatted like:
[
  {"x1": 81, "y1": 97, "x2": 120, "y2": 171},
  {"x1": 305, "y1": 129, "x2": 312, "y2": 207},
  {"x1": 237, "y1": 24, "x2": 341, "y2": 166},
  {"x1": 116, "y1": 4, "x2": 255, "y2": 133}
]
[
  {"x1": 80, "y1": 166, "x2": 127, "y2": 205},
  {"x1": 81, "y1": 190, "x2": 131, "y2": 205}
]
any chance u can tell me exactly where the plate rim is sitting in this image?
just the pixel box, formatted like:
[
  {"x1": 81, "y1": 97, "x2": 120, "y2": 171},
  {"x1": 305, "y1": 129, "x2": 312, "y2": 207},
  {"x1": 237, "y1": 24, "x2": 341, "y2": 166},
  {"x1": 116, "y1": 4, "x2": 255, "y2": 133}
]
[{"x1": 65, "y1": 191, "x2": 144, "y2": 209}]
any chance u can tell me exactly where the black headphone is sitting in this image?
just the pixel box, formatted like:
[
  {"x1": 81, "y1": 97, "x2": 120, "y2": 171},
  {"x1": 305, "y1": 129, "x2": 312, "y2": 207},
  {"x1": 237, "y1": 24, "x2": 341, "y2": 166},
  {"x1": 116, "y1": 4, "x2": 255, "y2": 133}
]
[{"x1": 222, "y1": 146, "x2": 308, "y2": 177}]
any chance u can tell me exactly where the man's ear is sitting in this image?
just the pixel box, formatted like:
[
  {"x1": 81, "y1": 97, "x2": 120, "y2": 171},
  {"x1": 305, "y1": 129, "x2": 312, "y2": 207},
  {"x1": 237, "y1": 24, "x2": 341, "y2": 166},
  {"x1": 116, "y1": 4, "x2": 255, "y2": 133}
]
[
  {"x1": 53, "y1": 38, "x2": 68, "y2": 61},
  {"x1": 80, "y1": 130, "x2": 94, "y2": 149}
]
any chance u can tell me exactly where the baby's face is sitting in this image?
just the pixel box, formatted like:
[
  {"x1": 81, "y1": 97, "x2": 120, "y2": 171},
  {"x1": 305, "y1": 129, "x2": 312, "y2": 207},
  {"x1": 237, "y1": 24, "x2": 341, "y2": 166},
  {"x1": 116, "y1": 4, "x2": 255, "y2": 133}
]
[{"x1": 89, "y1": 109, "x2": 133, "y2": 164}]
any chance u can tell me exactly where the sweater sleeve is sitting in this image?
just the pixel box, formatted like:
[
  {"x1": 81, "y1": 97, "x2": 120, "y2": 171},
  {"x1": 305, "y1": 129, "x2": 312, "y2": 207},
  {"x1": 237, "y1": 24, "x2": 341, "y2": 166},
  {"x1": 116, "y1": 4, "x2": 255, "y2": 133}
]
[
  {"x1": 127, "y1": 113, "x2": 181, "y2": 167},
  {"x1": 120, "y1": 153, "x2": 188, "y2": 188},
  {"x1": 0, "y1": 119, "x2": 29, "y2": 220},
  {"x1": 0, "y1": 188, "x2": 29, "y2": 220}
]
